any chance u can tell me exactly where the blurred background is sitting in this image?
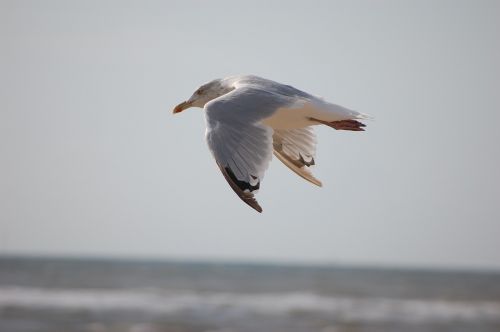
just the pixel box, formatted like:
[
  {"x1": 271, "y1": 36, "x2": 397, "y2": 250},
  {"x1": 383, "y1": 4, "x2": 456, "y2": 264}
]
[{"x1": 1, "y1": 1, "x2": 499, "y2": 331}]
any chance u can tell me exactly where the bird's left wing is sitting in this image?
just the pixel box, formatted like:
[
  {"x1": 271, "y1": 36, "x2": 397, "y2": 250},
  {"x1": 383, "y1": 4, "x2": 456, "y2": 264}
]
[
  {"x1": 204, "y1": 88, "x2": 291, "y2": 212},
  {"x1": 273, "y1": 127, "x2": 322, "y2": 187}
]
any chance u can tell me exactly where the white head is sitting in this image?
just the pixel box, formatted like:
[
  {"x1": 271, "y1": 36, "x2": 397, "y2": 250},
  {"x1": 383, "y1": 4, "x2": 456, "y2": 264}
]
[{"x1": 172, "y1": 78, "x2": 233, "y2": 114}]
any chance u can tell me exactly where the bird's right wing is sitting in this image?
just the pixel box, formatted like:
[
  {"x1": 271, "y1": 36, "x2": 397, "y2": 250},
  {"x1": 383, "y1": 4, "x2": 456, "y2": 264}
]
[
  {"x1": 204, "y1": 88, "x2": 285, "y2": 212},
  {"x1": 273, "y1": 127, "x2": 322, "y2": 187},
  {"x1": 205, "y1": 121, "x2": 273, "y2": 213}
]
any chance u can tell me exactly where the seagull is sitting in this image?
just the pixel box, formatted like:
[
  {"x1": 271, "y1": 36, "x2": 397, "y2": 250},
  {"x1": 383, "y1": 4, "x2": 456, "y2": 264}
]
[{"x1": 173, "y1": 75, "x2": 367, "y2": 213}]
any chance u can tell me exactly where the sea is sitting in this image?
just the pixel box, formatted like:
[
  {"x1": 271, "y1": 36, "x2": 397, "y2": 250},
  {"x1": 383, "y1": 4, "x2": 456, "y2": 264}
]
[{"x1": 0, "y1": 257, "x2": 499, "y2": 332}]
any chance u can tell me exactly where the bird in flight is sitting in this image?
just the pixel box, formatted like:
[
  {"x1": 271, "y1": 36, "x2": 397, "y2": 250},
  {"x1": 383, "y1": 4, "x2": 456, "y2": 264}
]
[{"x1": 173, "y1": 75, "x2": 367, "y2": 213}]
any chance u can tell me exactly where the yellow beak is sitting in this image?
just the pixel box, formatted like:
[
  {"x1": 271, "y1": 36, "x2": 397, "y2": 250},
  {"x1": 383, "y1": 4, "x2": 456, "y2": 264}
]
[{"x1": 172, "y1": 101, "x2": 193, "y2": 114}]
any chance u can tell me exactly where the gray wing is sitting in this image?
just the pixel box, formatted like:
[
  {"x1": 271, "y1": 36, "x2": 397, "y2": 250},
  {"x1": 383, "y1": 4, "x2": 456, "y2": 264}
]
[
  {"x1": 232, "y1": 75, "x2": 315, "y2": 100},
  {"x1": 204, "y1": 88, "x2": 287, "y2": 212},
  {"x1": 273, "y1": 127, "x2": 322, "y2": 186}
]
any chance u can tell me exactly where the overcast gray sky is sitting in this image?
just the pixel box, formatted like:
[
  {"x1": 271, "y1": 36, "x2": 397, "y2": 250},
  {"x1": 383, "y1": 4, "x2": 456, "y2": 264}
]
[{"x1": 1, "y1": 0, "x2": 499, "y2": 270}]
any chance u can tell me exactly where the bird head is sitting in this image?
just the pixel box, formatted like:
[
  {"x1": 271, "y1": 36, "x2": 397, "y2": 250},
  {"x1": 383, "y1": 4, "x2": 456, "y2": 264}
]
[{"x1": 172, "y1": 78, "x2": 233, "y2": 114}]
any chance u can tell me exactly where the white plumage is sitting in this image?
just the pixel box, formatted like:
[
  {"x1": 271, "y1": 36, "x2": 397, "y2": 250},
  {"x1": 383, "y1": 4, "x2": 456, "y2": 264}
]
[{"x1": 173, "y1": 75, "x2": 368, "y2": 212}]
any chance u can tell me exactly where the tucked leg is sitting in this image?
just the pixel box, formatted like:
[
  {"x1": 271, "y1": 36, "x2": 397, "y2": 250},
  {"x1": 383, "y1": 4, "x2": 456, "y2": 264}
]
[{"x1": 308, "y1": 117, "x2": 366, "y2": 131}]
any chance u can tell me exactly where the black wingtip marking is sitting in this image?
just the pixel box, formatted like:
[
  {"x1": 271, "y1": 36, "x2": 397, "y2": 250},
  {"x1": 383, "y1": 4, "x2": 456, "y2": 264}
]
[
  {"x1": 224, "y1": 167, "x2": 260, "y2": 192},
  {"x1": 216, "y1": 162, "x2": 263, "y2": 213},
  {"x1": 298, "y1": 154, "x2": 315, "y2": 167}
]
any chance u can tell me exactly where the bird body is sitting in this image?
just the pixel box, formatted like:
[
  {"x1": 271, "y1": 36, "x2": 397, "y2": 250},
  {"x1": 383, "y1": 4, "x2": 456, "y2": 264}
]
[{"x1": 173, "y1": 75, "x2": 367, "y2": 212}]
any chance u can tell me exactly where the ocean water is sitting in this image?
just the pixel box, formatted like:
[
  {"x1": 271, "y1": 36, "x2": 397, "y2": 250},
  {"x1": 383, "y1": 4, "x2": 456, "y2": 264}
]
[{"x1": 0, "y1": 257, "x2": 499, "y2": 332}]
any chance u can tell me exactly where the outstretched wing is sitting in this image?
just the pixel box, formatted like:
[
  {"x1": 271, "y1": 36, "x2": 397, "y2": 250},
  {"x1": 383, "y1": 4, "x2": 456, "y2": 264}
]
[
  {"x1": 204, "y1": 88, "x2": 282, "y2": 212},
  {"x1": 273, "y1": 127, "x2": 322, "y2": 187},
  {"x1": 206, "y1": 121, "x2": 272, "y2": 213}
]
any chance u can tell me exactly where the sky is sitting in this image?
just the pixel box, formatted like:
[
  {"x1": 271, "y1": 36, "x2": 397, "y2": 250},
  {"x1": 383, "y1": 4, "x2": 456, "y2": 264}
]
[{"x1": 1, "y1": 0, "x2": 499, "y2": 270}]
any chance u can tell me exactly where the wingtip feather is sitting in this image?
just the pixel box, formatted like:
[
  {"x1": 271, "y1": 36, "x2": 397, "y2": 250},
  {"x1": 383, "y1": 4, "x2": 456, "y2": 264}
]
[
  {"x1": 273, "y1": 151, "x2": 323, "y2": 187},
  {"x1": 216, "y1": 162, "x2": 264, "y2": 213}
]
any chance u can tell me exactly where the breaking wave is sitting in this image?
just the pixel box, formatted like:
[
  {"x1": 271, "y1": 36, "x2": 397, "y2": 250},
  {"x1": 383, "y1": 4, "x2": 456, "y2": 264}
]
[{"x1": 0, "y1": 287, "x2": 499, "y2": 323}]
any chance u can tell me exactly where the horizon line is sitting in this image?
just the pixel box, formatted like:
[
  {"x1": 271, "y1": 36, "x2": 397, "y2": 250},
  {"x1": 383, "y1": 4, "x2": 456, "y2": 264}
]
[{"x1": 1, "y1": 252, "x2": 499, "y2": 275}]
